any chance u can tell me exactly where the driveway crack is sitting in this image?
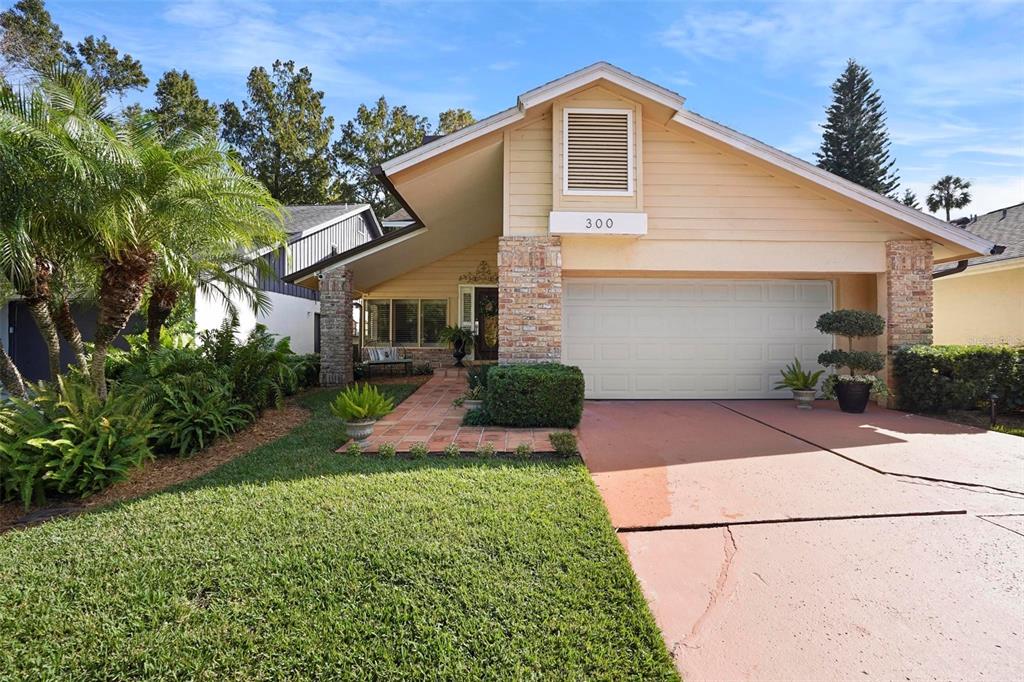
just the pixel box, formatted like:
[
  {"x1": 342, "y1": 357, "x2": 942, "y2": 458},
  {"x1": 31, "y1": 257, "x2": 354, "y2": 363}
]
[{"x1": 684, "y1": 526, "x2": 737, "y2": 648}]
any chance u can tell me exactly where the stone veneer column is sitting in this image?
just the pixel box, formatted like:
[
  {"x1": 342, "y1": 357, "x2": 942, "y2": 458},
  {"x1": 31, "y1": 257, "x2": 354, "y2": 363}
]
[
  {"x1": 883, "y1": 239, "x2": 933, "y2": 391},
  {"x1": 319, "y1": 265, "x2": 353, "y2": 386},
  {"x1": 497, "y1": 236, "x2": 562, "y2": 364}
]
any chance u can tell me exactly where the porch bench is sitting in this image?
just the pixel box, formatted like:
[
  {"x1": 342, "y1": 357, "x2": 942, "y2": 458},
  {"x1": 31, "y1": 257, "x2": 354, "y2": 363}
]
[{"x1": 364, "y1": 347, "x2": 413, "y2": 378}]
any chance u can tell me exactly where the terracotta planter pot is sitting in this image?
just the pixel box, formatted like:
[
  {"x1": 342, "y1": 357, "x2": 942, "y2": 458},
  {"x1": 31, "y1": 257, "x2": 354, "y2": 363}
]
[
  {"x1": 836, "y1": 381, "x2": 871, "y2": 414},
  {"x1": 792, "y1": 389, "x2": 816, "y2": 410},
  {"x1": 345, "y1": 419, "x2": 375, "y2": 444}
]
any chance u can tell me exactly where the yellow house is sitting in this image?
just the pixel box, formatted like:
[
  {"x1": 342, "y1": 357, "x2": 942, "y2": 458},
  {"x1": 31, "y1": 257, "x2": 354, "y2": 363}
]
[
  {"x1": 286, "y1": 63, "x2": 1000, "y2": 398},
  {"x1": 933, "y1": 203, "x2": 1023, "y2": 345}
]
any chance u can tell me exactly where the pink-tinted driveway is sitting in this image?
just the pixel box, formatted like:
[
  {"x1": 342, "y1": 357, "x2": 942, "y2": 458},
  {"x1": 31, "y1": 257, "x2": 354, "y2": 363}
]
[{"x1": 579, "y1": 400, "x2": 1024, "y2": 680}]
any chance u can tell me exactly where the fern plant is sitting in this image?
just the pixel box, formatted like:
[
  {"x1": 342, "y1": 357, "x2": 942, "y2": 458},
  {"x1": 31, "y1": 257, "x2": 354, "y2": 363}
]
[{"x1": 330, "y1": 384, "x2": 395, "y2": 422}]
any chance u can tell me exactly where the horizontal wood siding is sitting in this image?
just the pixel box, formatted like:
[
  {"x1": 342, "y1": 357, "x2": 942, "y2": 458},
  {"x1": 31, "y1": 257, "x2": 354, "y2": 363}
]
[
  {"x1": 507, "y1": 114, "x2": 552, "y2": 236},
  {"x1": 361, "y1": 237, "x2": 499, "y2": 328}
]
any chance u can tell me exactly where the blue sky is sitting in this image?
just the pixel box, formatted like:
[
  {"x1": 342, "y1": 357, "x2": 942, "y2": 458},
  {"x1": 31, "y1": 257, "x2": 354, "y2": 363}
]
[{"x1": 46, "y1": 0, "x2": 1024, "y2": 217}]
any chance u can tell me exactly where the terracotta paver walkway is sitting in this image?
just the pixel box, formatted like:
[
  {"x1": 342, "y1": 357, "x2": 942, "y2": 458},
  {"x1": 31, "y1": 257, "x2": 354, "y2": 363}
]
[{"x1": 347, "y1": 368, "x2": 559, "y2": 454}]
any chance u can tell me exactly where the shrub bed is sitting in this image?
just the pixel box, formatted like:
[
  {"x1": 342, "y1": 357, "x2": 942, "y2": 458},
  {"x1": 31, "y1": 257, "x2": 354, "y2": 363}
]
[
  {"x1": 485, "y1": 363, "x2": 585, "y2": 428},
  {"x1": 893, "y1": 344, "x2": 1023, "y2": 413}
]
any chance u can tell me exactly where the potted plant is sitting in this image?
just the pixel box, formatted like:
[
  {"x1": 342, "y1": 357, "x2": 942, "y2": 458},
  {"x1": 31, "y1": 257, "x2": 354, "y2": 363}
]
[
  {"x1": 774, "y1": 358, "x2": 824, "y2": 409},
  {"x1": 438, "y1": 325, "x2": 475, "y2": 367},
  {"x1": 329, "y1": 383, "x2": 395, "y2": 446},
  {"x1": 815, "y1": 310, "x2": 889, "y2": 413},
  {"x1": 462, "y1": 385, "x2": 484, "y2": 410}
]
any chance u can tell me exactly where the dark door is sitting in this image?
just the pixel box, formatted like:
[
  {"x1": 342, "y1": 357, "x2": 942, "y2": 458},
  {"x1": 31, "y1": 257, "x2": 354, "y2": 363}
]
[{"x1": 474, "y1": 287, "x2": 499, "y2": 361}]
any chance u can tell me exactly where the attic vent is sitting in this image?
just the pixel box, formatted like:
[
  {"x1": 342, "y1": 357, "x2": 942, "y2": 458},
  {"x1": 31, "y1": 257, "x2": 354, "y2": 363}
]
[{"x1": 564, "y1": 108, "x2": 633, "y2": 195}]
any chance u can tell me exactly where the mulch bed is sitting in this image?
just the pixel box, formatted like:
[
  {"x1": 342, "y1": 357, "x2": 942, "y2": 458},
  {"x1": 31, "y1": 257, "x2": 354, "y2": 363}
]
[
  {"x1": 924, "y1": 409, "x2": 1024, "y2": 433},
  {"x1": 0, "y1": 397, "x2": 312, "y2": 534}
]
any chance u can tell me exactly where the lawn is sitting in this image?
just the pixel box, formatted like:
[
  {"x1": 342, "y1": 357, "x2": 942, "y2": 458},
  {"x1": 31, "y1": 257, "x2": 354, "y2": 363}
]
[{"x1": 0, "y1": 384, "x2": 678, "y2": 681}]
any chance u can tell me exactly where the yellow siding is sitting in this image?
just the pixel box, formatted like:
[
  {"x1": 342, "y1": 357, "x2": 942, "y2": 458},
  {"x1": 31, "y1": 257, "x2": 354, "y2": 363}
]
[
  {"x1": 934, "y1": 265, "x2": 1024, "y2": 344},
  {"x1": 506, "y1": 114, "x2": 552, "y2": 235},
  {"x1": 360, "y1": 236, "x2": 499, "y2": 332}
]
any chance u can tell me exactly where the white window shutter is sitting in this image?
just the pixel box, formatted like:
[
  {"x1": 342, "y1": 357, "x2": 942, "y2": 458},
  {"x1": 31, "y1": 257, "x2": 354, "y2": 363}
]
[{"x1": 458, "y1": 286, "x2": 474, "y2": 329}]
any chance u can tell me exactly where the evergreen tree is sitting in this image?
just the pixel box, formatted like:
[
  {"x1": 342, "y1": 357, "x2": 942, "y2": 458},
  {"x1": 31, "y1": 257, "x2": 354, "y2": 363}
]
[
  {"x1": 333, "y1": 96, "x2": 429, "y2": 216},
  {"x1": 926, "y1": 175, "x2": 972, "y2": 221},
  {"x1": 816, "y1": 59, "x2": 899, "y2": 197},
  {"x1": 221, "y1": 60, "x2": 335, "y2": 204},
  {"x1": 900, "y1": 188, "x2": 920, "y2": 210},
  {"x1": 0, "y1": 1, "x2": 147, "y2": 96},
  {"x1": 150, "y1": 69, "x2": 218, "y2": 138},
  {"x1": 437, "y1": 108, "x2": 475, "y2": 135}
]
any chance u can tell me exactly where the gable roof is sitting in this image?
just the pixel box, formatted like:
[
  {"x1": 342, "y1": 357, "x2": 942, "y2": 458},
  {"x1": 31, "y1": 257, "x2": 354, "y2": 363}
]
[
  {"x1": 936, "y1": 203, "x2": 1023, "y2": 271},
  {"x1": 282, "y1": 204, "x2": 377, "y2": 240},
  {"x1": 378, "y1": 61, "x2": 998, "y2": 258}
]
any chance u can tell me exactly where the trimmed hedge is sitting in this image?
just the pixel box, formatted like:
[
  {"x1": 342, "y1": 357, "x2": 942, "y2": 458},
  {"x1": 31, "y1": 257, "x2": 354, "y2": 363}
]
[
  {"x1": 893, "y1": 345, "x2": 1024, "y2": 413},
  {"x1": 485, "y1": 363, "x2": 585, "y2": 428}
]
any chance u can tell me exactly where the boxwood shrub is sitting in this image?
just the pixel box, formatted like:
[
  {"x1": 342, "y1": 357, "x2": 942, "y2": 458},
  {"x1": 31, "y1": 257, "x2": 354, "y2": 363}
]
[
  {"x1": 485, "y1": 363, "x2": 585, "y2": 428},
  {"x1": 893, "y1": 344, "x2": 1023, "y2": 413}
]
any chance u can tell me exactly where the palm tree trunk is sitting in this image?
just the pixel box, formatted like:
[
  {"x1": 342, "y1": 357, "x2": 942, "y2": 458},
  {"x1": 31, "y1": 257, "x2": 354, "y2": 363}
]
[
  {"x1": 90, "y1": 248, "x2": 156, "y2": 399},
  {"x1": 146, "y1": 282, "x2": 178, "y2": 349},
  {"x1": 52, "y1": 299, "x2": 88, "y2": 371},
  {"x1": 0, "y1": 345, "x2": 27, "y2": 398},
  {"x1": 25, "y1": 297, "x2": 61, "y2": 380},
  {"x1": 945, "y1": 205, "x2": 951, "y2": 222}
]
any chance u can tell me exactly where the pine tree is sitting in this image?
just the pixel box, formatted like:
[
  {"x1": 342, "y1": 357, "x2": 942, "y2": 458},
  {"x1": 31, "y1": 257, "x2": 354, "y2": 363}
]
[
  {"x1": 150, "y1": 70, "x2": 218, "y2": 139},
  {"x1": 221, "y1": 60, "x2": 335, "y2": 205},
  {"x1": 816, "y1": 59, "x2": 899, "y2": 197},
  {"x1": 900, "y1": 188, "x2": 920, "y2": 210}
]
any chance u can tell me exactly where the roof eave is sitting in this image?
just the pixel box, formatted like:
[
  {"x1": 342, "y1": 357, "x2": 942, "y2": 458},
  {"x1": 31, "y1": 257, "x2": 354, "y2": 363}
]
[{"x1": 282, "y1": 224, "x2": 429, "y2": 287}]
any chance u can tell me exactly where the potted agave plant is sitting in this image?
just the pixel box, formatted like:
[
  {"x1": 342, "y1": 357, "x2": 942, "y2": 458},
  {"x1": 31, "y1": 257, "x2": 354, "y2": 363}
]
[
  {"x1": 438, "y1": 325, "x2": 475, "y2": 367},
  {"x1": 330, "y1": 383, "x2": 395, "y2": 446},
  {"x1": 774, "y1": 358, "x2": 824, "y2": 410},
  {"x1": 815, "y1": 309, "x2": 889, "y2": 413}
]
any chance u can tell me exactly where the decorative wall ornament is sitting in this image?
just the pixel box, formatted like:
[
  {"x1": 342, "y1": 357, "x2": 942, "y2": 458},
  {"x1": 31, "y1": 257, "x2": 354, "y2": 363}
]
[{"x1": 458, "y1": 260, "x2": 498, "y2": 284}]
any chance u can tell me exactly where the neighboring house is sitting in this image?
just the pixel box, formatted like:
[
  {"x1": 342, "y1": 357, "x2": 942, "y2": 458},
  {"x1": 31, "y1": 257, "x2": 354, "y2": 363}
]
[
  {"x1": 933, "y1": 203, "x2": 1023, "y2": 345},
  {"x1": 195, "y1": 204, "x2": 381, "y2": 354},
  {"x1": 285, "y1": 62, "x2": 1000, "y2": 397}
]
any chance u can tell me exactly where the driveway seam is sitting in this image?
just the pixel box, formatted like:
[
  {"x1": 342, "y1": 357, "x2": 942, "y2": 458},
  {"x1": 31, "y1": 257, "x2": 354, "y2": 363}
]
[
  {"x1": 711, "y1": 401, "x2": 1024, "y2": 496},
  {"x1": 616, "y1": 509, "x2": 966, "y2": 533}
]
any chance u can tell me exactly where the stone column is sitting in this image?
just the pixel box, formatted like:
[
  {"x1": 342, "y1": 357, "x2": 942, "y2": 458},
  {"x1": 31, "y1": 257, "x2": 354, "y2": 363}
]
[
  {"x1": 497, "y1": 236, "x2": 562, "y2": 364},
  {"x1": 883, "y1": 239, "x2": 933, "y2": 392},
  {"x1": 319, "y1": 265, "x2": 353, "y2": 386}
]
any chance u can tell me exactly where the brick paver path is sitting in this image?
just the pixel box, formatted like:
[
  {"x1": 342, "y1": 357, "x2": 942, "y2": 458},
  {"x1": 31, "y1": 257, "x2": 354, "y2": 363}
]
[{"x1": 343, "y1": 368, "x2": 560, "y2": 454}]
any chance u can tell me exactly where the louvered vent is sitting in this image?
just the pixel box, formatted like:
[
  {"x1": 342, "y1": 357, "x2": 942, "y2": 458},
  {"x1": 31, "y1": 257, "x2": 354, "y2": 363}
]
[{"x1": 565, "y1": 110, "x2": 632, "y2": 193}]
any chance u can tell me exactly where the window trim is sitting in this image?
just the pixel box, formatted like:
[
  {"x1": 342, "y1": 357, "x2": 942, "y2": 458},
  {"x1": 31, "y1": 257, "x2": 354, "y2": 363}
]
[
  {"x1": 362, "y1": 298, "x2": 448, "y2": 348},
  {"x1": 562, "y1": 107, "x2": 635, "y2": 197}
]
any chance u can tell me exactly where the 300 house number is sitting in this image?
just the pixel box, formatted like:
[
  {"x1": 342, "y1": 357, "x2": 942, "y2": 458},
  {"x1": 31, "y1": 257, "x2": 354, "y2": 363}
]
[{"x1": 584, "y1": 217, "x2": 614, "y2": 230}]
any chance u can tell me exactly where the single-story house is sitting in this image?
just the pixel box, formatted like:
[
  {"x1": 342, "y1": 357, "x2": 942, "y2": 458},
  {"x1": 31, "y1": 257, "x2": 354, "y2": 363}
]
[
  {"x1": 933, "y1": 203, "x2": 1023, "y2": 345},
  {"x1": 195, "y1": 203, "x2": 381, "y2": 354},
  {"x1": 284, "y1": 62, "x2": 1001, "y2": 398}
]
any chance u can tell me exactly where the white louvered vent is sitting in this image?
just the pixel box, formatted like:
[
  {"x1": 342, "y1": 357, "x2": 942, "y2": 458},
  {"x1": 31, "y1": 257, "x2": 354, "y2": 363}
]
[{"x1": 564, "y1": 109, "x2": 633, "y2": 195}]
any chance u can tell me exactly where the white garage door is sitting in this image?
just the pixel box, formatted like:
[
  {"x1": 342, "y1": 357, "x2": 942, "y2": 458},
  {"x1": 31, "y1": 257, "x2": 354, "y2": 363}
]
[{"x1": 562, "y1": 278, "x2": 834, "y2": 399}]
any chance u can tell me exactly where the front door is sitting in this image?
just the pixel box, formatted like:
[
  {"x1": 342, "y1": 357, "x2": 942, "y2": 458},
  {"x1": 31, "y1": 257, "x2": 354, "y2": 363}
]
[{"x1": 473, "y1": 287, "x2": 499, "y2": 361}]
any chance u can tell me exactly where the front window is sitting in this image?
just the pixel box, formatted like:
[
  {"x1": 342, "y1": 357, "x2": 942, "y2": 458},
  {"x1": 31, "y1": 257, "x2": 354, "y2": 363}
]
[{"x1": 363, "y1": 299, "x2": 448, "y2": 347}]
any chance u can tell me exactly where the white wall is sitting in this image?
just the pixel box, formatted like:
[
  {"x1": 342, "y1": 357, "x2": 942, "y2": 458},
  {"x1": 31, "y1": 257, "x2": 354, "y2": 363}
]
[{"x1": 195, "y1": 289, "x2": 320, "y2": 354}]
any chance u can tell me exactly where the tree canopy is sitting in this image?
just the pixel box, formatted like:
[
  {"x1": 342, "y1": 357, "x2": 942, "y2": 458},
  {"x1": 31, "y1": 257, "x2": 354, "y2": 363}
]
[
  {"x1": 0, "y1": 0, "x2": 147, "y2": 97},
  {"x1": 816, "y1": 59, "x2": 899, "y2": 197},
  {"x1": 221, "y1": 60, "x2": 335, "y2": 205},
  {"x1": 437, "y1": 108, "x2": 476, "y2": 135},
  {"x1": 150, "y1": 69, "x2": 219, "y2": 139}
]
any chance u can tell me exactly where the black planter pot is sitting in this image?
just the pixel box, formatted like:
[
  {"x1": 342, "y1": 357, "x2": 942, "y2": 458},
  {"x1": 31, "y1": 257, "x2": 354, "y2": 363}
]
[
  {"x1": 452, "y1": 340, "x2": 467, "y2": 367},
  {"x1": 836, "y1": 380, "x2": 871, "y2": 414}
]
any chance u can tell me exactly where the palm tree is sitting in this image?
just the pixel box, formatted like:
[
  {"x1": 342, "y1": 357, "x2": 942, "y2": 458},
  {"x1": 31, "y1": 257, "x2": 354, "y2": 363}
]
[
  {"x1": 86, "y1": 125, "x2": 284, "y2": 396},
  {"x1": 926, "y1": 175, "x2": 972, "y2": 221}
]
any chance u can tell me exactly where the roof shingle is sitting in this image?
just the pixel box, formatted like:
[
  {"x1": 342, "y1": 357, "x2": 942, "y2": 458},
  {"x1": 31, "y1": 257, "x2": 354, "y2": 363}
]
[
  {"x1": 939, "y1": 203, "x2": 1024, "y2": 270},
  {"x1": 282, "y1": 204, "x2": 368, "y2": 237}
]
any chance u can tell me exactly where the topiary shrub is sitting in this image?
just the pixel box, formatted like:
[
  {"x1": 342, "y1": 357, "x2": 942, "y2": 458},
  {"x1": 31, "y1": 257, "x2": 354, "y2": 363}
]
[
  {"x1": 893, "y1": 344, "x2": 1023, "y2": 413},
  {"x1": 815, "y1": 309, "x2": 888, "y2": 399},
  {"x1": 485, "y1": 363, "x2": 585, "y2": 428}
]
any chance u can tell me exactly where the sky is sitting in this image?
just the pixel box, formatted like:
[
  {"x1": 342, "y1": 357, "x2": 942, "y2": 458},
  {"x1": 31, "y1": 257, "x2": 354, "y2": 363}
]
[{"x1": 44, "y1": 0, "x2": 1024, "y2": 218}]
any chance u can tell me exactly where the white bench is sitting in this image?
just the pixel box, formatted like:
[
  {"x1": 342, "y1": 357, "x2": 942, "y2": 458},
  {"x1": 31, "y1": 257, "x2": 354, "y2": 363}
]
[{"x1": 364, "y1": 347, "x2": 413, "y2": 378}]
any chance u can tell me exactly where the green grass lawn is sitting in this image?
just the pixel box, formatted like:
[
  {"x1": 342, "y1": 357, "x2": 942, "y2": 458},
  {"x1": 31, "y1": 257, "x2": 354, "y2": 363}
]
[{"x1": 0, "y1": 385, "x2": 678, "y2": 681}]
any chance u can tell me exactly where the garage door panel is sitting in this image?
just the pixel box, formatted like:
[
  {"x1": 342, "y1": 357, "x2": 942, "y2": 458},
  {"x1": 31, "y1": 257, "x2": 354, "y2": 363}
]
[{"x1": 564, "y1": 278, "x2": 833, "y2": 399}]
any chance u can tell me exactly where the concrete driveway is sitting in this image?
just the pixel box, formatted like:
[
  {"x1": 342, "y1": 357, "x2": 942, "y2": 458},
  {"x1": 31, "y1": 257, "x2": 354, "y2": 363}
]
[{"x1": 580, "y1": 400, "x2": 1024, "y2": 681}]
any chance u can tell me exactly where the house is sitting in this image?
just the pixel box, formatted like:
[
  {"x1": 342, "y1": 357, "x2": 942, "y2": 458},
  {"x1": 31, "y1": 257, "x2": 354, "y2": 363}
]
[
  {"x1": 284, "y1": 62, "x2": 1000, "y2": 397},
  {"x1": 194, "y1": 203, "x2": 381, "y2": 354},
  {"x1": 933, "y1": 203, "x2": 1023, "y2": 345}
]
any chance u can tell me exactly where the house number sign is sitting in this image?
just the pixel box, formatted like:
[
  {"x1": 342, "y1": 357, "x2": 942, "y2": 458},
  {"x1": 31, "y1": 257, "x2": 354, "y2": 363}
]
[{"x1": 548, "y1": 211, "x2": 647, "y2": 236}]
